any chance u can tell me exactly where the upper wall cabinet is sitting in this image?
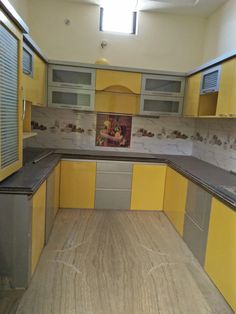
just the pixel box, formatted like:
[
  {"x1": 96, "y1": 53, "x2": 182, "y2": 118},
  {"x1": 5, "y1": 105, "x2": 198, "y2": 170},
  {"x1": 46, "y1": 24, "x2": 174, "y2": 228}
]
[
  {"x1": 95, "y1": 70, "x2": 141, "y2": 115},
  {"x1": 48, "y1": 65, "x2": 95, "y2": 90},
  {"x1": 0, "y1": 10, "x2": 23, "y2": 182},
  {"x1": 96, "y1": 70, "x2": 141, "y2": 94},
  {"x1": 183, "y1": 73, "x2": 201, "y2": 117},
  {"x1": 48, "y1": 65, "x2": 95, "y2": 111},
  {"x1": 142, "y1": 74, "x2": 185, "y2": 97},
  {"x1": 141, "y1": 74, "x2": 185, "y2": 116},
  {"x1": 22, "y1": 43, "x2": 47, "y2": 107},
  {"x1": 216, "y1": 58, "x2": 236, "y2": 117}
]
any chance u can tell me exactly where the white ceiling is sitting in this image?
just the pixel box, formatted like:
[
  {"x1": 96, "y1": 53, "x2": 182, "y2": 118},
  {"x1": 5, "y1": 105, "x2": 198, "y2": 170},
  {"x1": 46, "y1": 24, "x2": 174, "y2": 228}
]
[{"x1": 68, "y1": 0, "x2": 228, "y2": 17}]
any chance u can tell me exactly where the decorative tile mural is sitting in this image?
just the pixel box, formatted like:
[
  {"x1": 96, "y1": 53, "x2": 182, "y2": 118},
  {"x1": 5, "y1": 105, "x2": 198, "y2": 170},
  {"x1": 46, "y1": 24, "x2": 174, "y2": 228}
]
[{"x1": 96, "y1": 114, "x2": 132, "y2": 148}]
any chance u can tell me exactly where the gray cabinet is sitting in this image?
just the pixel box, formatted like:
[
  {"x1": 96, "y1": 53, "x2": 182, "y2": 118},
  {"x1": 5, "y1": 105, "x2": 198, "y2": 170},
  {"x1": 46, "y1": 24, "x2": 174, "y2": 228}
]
[
  {"x1": 95, "y1": 161, "x2": 132, "y2": 210},
  {"x1": 183, "y1": 181, "x2": 212, "y2": 266}
]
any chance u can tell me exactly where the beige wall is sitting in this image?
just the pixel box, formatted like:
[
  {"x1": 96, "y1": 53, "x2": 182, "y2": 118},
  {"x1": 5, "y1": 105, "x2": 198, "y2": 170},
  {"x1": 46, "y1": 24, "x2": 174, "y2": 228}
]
[
  {"x1": 203, "y1": 0, "x2": 236, "y2": 63},
  {"x1": 26, "y1": 0, "x2": 206, "y2": 72},
  {"x1": 8, "y1": 0, "x2": 29, "y2": 24}
]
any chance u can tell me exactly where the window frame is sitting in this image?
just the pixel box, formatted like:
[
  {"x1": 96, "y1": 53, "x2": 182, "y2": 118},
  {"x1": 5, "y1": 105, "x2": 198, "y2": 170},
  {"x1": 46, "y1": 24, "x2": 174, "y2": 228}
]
[{"x1": 99, "y1": 7, "x2": 137, "y2": 35}]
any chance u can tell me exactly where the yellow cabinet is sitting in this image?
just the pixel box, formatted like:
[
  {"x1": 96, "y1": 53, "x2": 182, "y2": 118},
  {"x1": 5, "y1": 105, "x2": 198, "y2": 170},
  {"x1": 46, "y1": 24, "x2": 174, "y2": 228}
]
[
  {"x1": 0, "y1": 10, "x2": 23, "y2": 182},
  {"x1": 96, "y1": 70, "x2": 141, "y2": 94},
  {"x1": 163, "y1": 167, "x2": 188, "y2": 236},
  {"x1": 31, "y1": 182, "x2": 46, "y2": 275},
  {"x1": 95, "y1": 70, "x2": 141, "y2": 115},
  {"x1": 183, "y1": 73, "x2": 201, "y2": 117},
  {"x1": 216, "y1": 58, "x2": 236, "y2": 116},
  {"x1": 22, "y1": 48, "x2": 47, "y2": 107},
  {"x1": 204, "y1": 198, "x2": 236, "y2": 312},
  {"x1": 53, "y1": 163, "x2": 61, "y2": 217},
  {"x1": 130, "y1": 164, "x2": 166, "y2": 211},
  {"x1": 60, "y1": 161, "x2": 96, "y2": 209}
]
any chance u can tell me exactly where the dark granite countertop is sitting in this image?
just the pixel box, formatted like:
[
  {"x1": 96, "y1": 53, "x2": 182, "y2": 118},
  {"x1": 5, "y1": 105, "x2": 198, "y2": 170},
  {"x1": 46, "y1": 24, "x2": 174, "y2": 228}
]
[{"x1": 0, "y1": 148, "x2": 235, "y2": 211}]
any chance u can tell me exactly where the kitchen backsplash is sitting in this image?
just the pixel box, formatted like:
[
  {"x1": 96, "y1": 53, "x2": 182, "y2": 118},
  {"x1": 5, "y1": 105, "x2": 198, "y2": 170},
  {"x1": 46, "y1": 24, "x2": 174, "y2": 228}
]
[
  {"x1": 25, "y1": 107, "x2": 195, "y2": 155},
  {"x1": 25, "y1": 107, "x2": 236, "y2": 172},
  {"x1": 192, "y1": 119, "x2": 236, "y2": 172}
]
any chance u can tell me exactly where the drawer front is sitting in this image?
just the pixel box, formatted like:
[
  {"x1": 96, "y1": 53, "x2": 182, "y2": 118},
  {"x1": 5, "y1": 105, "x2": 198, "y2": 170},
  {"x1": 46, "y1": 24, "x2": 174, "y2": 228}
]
[
  {"x1": 96, "y1": 161, "x2": 132, "y2": 173},
  {"x1": 183, "y1": 214, "x2": 207, "y2": 266},
  {"x1": 96, "y1": 173, "x2": 132, "y2": 189},
  {"x1": 95, "y1": 190, "x2": 131, "y2": 210},
  {"x1": 185, "y1": 181, "x2": 212, "y2": 229}
]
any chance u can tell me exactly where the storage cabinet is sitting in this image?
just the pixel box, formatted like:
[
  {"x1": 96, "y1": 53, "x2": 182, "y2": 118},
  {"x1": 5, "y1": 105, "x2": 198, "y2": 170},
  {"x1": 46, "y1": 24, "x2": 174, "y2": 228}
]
[
  {"x1": 204, "y1": 198, "x2": 236, "y2": 312},
  {"x1": 22, "y1": 44, "x2": 47, "y2": 107},
  {"x1": 95, "y1": 161, "x2": 132, "y2": 210},
  {"x1": 0, "y1": 181, "x2": 47, "y2": 288},
  {"x1": 48, "y1": 65, "x2": 95, "y2": 89},
  {"x1": 141, "y1": 74, "x2": 185, "y2": 116},
  {"x1": 45, "y1": 163, "x2": 60, "y2": 243},
  {"x1": 0, "y1": 10, "x2": 23, "y2": 182},
  {"x1": 48, "y1": 87, "x2": 95, "y2": 111},
  {"x1": 31, "y1": 182, "x2": 46, "y2": 275},
  {"x1": 163, "y1": 167, "x2": 188, "y2": 235},
  {"x1": 96, "y1": 70, "x2": 141, "y2": 94},
  {"x1": 216, "y1": 58, "x2": 236, "y2": 117},
  {"x1": 183, "y1": 181, "x2": 212, "y2": 266},
  {"x1": 140, "y1": 95, "x2": 183, "y2": 116},
  {"x1": 130, "y1": 164, "x2": 166, "y2": 210},
  {"x1": 95, "y1": 70, "x2": 141, "y2": 115},
  {"x1": 60, "y1": 160, "x2": 96, "y2": 209},
  {"x1": 142, "y1": 74, "x2": 185, "y2": 97},
  {"x1": 183, "y1": 73, "x2": 201, "y2": 117}
]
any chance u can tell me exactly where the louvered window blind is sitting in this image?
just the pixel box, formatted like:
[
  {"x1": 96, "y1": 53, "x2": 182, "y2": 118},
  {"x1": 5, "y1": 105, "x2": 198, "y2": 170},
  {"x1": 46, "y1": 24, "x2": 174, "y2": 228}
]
[
  {"x1": 23, "y1": 47, "x2": 33, "y2": 76},
  {"x1": 0, "y1": 23, "x2": 19, "y2": 169},
  {"x1": 202, "y1": 70, "x2": 219, "y2": 91}
]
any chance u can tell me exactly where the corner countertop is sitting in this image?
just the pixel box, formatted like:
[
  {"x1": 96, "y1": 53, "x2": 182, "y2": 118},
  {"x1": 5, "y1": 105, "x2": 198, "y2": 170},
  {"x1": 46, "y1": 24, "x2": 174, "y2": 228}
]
[{"x1": 0, "y1": 148, "x2": 235, "y2": 211}]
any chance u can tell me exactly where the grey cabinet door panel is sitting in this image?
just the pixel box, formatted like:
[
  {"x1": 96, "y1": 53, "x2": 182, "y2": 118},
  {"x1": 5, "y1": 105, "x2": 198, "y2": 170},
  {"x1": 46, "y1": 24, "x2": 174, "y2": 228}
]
[
  {"x1": 96, "y1": 161, "x2": 132, "y2": 173},
  {"x1": 96, "y1": 173, "x2": 132, "y2": 189},
  {"x1": 183, "y1": 214, "x2": 207, "y2": 266},
  {"x1": 95, "y1": 190, "x2": 131, "y2": 210},
  {"x1": 185, "y1": 181, "x2": 212, "y2": 229}
]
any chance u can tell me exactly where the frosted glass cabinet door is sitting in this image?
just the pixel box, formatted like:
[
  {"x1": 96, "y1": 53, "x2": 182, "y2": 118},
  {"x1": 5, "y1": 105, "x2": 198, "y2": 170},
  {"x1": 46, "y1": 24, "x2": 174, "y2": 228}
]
[
  {"x1": 48, "y1": 65, "x2": 95, "y2": 89},
  {"x1": 140, "y1": 95, "x2": 183, "y2": 116},
  {"x1": 48, "y1": 87, "x2": 95, "y2": 111},
  {"x1": 142, "y1": 74, "x2": 185, "y2": 96}
]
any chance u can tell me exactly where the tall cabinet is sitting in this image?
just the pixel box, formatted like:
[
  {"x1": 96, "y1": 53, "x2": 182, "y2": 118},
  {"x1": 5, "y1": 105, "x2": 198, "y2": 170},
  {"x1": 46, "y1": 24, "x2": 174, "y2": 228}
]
[{"x1": 0, "y1": 10, "x2": 23, "y2": 182}]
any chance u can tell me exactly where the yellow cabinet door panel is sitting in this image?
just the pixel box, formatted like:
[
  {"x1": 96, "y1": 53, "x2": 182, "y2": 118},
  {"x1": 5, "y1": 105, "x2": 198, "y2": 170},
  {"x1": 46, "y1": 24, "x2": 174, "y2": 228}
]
[
  {"x1": 60, "y1": 161, "x2": 96, "y2": 209},
  {"x1": 31, "y1": 182, "x2": 46, "y2": 275},
  {"x1": 163, "y1": 167, "x2": 188, "y2": 236},
  {"x1": 216, "y1": 58, "x2": 236, "y2": 116},
  {"x1": 183, "y1": 73, "x2": 201, "y2": 117},
  {"x1": 95, "y1": 91, "x2": 140, "y2": 115},
  {"x1": 22, "y1": 53, "x2": 47, "y2": 106},
  {"x1": 53, "y1": 163, "x2": 61, "y2": 217},
  {"x1": 130, "y1": 164, "x2": 166, "y2": 211},
  {"x1": 205, "y1": 198, "x2": 236, "y2": 312},
  {"x1": 96, "y1": 70, "x2": 141, "y2": 94}
]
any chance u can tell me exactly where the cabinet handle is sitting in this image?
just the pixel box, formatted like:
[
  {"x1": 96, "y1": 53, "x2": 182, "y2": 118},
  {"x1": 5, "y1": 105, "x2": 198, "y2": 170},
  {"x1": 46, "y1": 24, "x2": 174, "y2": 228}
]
[{"x1": 22, "y1": 87, "x2": 26, "y2": 120}]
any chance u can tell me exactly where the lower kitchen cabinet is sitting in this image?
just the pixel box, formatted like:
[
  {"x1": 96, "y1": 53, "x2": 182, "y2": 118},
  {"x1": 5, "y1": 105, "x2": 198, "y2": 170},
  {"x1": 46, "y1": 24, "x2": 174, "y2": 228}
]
[
  {"x1": 204, "y1": 198, "x2": 236, "y2": 312},
  {"x1": 95, "y1": 161, "x2": 132, "y2": 210},
  {"x1": 183, "y1": 181, "x2": 212, "y2": 266},
  {"x1": 45, "y1": 163, "x2": 60, "y2": 243},
  {"x1": 60, "y1": 160, "x2": 96, "y2": 209},
  {"x1": 31, "y1": 182, "x2": 46, "y2": 275},
  {"x1": 0, "y1": 181, "x2": 47, "y2": 288},
  {"x1": 163, "y1": 167, "x2": 188, "y2": 235},
  {"x1": 130, "y1": 164, "x2": 166, "y2": 210}
]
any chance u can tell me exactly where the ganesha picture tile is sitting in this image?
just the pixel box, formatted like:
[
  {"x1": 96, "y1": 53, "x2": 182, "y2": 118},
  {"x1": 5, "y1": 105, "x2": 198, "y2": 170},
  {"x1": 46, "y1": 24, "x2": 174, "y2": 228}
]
[{"x1": 96, "y1": 114, "x2": 132, "y2": 148}]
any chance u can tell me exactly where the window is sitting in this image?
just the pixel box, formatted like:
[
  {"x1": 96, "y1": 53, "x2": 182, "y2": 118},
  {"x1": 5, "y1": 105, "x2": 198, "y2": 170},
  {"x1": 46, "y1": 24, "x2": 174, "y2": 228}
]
[
  {"x1": 100, "y1": 7, "x2": 137, "y2": 35},
  {"x1": 23, "y1": 45, "x2": 33, "y2": 77}
]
